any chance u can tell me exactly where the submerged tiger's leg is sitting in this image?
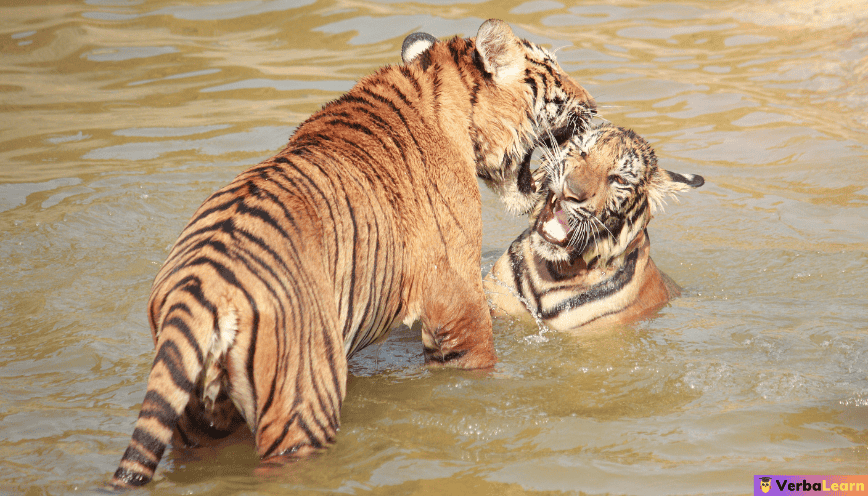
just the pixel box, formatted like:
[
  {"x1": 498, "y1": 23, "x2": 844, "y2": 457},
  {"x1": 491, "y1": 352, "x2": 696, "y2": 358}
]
[
  {"x1": 420, "y1": 265, "x2": 497, "y2": 369},
  {"x1": 249, "y1": 307, "x2": 349, "y2": 462}
]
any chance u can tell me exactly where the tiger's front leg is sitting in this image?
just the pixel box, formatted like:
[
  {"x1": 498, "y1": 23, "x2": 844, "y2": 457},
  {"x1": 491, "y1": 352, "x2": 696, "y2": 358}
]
[{"x1": 419, "y1": 266, "x2": 497, "y2": 369}]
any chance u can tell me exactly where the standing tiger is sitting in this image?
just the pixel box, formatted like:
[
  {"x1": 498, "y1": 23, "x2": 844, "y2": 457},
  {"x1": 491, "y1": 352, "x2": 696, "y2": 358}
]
[
  {"x1": 484, "y1": 123, "x2": 704, "y2": 332},
  {"x1": 110, "y1": 19, "x2": 596, "y2": 488}
]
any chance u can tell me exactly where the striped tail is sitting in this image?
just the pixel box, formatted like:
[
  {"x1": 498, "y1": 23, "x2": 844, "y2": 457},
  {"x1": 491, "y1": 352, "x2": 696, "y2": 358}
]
[{"x1": 110, "y1": 317, "x2": 208, "y2": 488}]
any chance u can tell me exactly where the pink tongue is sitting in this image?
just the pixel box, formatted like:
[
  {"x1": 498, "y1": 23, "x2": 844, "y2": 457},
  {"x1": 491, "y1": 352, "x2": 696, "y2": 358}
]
[{"x1": 554, "y1": 208, "x2": 570, "y2": 229}]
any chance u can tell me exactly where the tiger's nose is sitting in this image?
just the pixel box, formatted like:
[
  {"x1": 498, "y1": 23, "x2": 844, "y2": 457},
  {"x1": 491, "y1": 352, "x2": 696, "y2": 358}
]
[{"x1": 563, "y1": 174, "x2": 590, "y2": 203}]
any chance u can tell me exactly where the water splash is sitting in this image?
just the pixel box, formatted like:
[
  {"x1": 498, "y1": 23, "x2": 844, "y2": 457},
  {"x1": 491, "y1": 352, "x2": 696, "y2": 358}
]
[{"x1": 485, "y1": 272, "x2": 555, "y2": 343}]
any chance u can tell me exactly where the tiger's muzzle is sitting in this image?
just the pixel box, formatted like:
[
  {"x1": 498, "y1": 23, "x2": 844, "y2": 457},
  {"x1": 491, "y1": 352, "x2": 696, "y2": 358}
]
[{"x1": 534, "y1": 191, "x2": 573, "y2": 246}]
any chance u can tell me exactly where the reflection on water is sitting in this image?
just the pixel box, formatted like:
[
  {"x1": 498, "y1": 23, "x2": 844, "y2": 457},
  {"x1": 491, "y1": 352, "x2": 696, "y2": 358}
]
[{"x1": 1, "y1": 0, "x2": 867, "y2": 494}]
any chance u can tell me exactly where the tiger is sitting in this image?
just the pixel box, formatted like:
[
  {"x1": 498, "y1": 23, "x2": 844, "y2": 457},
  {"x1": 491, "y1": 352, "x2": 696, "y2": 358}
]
[
  {"x1": 483, "y1": 122, "x2": 704, "y2": 332},
  {"x1": 109, "y1": 19, "x2": 596, "y2": 488}
]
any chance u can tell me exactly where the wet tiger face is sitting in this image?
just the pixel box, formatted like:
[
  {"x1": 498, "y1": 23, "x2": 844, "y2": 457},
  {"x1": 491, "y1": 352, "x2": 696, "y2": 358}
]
[{"x1": 529, "y1": 123, "x2": 703, "y2": 265}]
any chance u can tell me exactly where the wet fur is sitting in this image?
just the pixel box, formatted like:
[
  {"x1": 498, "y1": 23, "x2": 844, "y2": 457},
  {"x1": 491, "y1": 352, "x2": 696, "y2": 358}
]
[{"x1": 110, "y1": 19, "x2": 596, "y2": 488}]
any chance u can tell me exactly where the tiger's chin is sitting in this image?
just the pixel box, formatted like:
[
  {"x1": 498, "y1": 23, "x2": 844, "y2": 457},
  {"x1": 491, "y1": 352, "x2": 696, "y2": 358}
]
[{"x1": 529, "y1": 230, "x2": 576, "y2": 264}]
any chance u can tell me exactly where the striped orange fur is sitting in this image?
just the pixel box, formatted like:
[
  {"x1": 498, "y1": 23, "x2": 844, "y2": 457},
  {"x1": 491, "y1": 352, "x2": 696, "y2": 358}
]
[{"x1": 110, "y1": 19, "x2": 595, "y2": 488}]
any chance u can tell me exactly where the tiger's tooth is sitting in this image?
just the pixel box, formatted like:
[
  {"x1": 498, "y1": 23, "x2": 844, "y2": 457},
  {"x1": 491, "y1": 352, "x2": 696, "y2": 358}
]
[{"x1": 543, "y1": 215, "x2": 568, "y2": 242}]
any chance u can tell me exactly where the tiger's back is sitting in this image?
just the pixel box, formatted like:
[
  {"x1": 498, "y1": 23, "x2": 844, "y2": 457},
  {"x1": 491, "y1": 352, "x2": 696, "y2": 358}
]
[
  {"x1": 146, "y1": 152, "x2": 406, "y2": 456},
  {"x1": 111, "y1": 19, "x2": 596, "y2": 488}
]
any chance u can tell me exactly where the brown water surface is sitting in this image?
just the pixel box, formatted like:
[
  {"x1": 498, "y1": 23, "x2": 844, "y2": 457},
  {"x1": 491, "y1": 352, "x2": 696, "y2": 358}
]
[{"x1": 2, "y1": 0, "x2": 867, "y2": 494}]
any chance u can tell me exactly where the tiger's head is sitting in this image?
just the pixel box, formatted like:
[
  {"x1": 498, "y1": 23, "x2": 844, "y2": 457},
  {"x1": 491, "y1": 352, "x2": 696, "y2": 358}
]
[
  {"x1": 530, "y1": 123, "x2": 704, "y2": 267},
  {"x1": 402, "y1": 20, "x2": 597, "y2": 215}
]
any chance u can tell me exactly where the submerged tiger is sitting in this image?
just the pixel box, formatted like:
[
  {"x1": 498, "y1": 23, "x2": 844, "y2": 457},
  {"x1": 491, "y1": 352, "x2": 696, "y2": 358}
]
[
  {"x1": 110, "y1": 19, "x2": 596, "y2": 488},
  {"x1": 484, "y1": 123, "x2": 704, "y2": 331}
]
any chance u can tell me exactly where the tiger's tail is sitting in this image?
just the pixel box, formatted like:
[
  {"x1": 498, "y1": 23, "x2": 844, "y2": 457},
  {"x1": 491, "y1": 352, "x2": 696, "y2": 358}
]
[{"x1": 109, "y1": 301, "x2": 218, "y2": 489}]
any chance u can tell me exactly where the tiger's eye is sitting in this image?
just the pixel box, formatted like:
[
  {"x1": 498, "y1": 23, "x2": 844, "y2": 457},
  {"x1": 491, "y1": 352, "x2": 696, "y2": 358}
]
[{"x1": 609, "y1": 175, "x2": 627, "y2": 185}]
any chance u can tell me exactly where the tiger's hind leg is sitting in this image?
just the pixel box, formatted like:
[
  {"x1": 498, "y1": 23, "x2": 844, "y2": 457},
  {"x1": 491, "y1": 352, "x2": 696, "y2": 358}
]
[{"x1": 245, "y1": 304, "x2": 349, "y2": 463}]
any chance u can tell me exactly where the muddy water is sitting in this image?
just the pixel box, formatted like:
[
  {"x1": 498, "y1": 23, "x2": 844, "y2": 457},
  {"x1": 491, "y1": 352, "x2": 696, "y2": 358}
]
[{"x1": 2, "y1": 1, "x2": 867, "y2": 494}]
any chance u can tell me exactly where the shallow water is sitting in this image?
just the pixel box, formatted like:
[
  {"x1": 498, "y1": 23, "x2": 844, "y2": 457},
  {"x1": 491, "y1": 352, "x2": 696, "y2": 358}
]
[{"x1": 1, "y1": 0, "x2": 867, "y2": 495}]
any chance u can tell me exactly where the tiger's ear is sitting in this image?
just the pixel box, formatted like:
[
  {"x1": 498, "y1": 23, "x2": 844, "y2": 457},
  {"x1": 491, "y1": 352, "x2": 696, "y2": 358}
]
[
  {"x1": 663, "y1": 170, "x2": 705, "y2": 189},
  {"x1": 475, "y1": 19, "x2": 524, "y2": 82},
  {"x1": 648, "y1": 168, "x2": 704, "y2": 214},
  {"x1": 402, "y1": 32, "x2": 437, "y2": 65}
]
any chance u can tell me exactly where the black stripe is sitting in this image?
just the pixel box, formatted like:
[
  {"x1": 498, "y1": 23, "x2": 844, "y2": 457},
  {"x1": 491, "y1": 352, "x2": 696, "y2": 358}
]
[
  {"x1": 431, "y1": 63, "x2": 443, "y2": 115},
  {"x1": 160, "y1": 314, "x2": 204, "y2": 367},
  {"x1": 167, "y1": 236, "x2": 230, "y2": 277},
  {"x1": 112, "y1": 469, "x2": 150, "y2": 487},
  {"x1": 320, "y1": 326, "x2": 343, "y2": 430},
  {"x1": 274, "y1": 139, "x2": 371, "y2": 352},
  {"x1": 333, "y1": 106, "x2": 407, "y2": 164},
  {"x1": 164, "y1": 302, "x2": 191, "y2": 317},
  {"x1": 174, "y1": 202, "x2": 241, "y2": 250},
  {"x1": 524, "y1": 72, "x2": 539, "y2": 104},
  {"x1": 322, "y1": 89, "x2": 423, "y2": 190},
  {"x1": 183, "y1": 186, "x2": 245, "y2": 229},
  {"x1": 429, "y1": 180, "x2": 468, "y2": 235},
  {"x1": 262, "y1": 412, "x2": 298, "y2": 458},
  {"x1": 424, "y1": 348, "x2": 468, "y2": 364},
  {"x1": 267, "y1": 158, "x2": 342, "y2": 278},
  {"x1": 324, "y1": 117, "x2": 376, "y2": 137},
  {"x1": 418, "y1": 50, "x2": 432, "y2": 71},
  {"x1": 307, "y1": 369, "x2": 338, "y2": 438},
  {"x1": 130, "y1": 428, "x2": 166, "y2": 467},
  {"x1": 358, "y1": 87, "x2": 424, "y2": 171},
  {"x1": 232, "y1": 240, "x2": 301, "y2": 424},
  {"x1": 358, "y1": 230, "x2": 389, "y2": 352},
  {"x1": 174, "y1": 422, "x2": 193, "y2": 447},
  {"x1": 153, "y1": 341, "x2": 195, "y2": 393},
  {"x1": 295, "y1": 416, "x2": 323, "y2": 449},
  {"x1": 234, "y1": 201, "x2": 293, "y2": 241},
  {"x1": 424, "y1": 188, "x2": 450, "y2": 252},
  {"x1": 540, "y1": 248, "x2": 639, "y2": 320},
  {"x1": 380, "y1": 78, "x2": 419, "y2": 121},
  {"x1": 516, "y1": 150, "x2": 535, "y2": 195},
  {"x1": 508, "y1": 231, "x2": 544, "y2": 312},
  {"x1": 139, "y1": 390, "x2": 179, "y2": 428},
  {"x1": 606, "y1": 200, "x2": 646, "y2": 237},
  {"x1": 398, "y1": 64, "x2": 424, "y2": 99}
]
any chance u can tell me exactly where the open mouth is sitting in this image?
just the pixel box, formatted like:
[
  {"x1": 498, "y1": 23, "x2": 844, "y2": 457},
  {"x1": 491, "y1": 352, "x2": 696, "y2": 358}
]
[{"x1": 534, "y1": 192, "x2": 572, "y2": 246}]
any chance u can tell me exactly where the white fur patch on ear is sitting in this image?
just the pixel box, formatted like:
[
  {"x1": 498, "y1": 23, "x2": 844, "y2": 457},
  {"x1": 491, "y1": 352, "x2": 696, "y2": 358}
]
[
  {"x1": 475, "y1": 19, "x2": 523, "y2": 81},
  {"x1": 648, "y1": 168, "x2": 704, "y2": 214},
  {"x1": 401, "y1": 32, "x2": 437, "y2": 65},
  {"x1": 668, "y1": 171, "x2": 705, "y2": 188}
]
